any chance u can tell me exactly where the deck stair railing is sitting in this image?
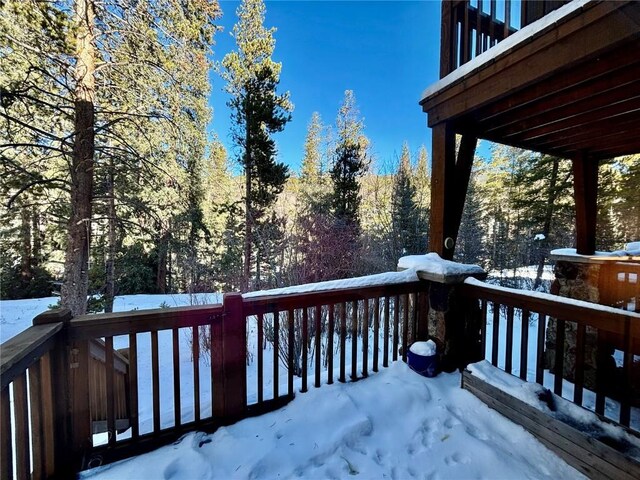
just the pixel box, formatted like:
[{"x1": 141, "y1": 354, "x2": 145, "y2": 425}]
[{"x1": 461, "y1": 278, "x2": 640, "y2": 434}]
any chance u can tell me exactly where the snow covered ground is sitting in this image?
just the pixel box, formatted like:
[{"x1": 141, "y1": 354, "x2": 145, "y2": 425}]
[{"x1": 80, "y1": 361, "x2": 584, "y2": 480}]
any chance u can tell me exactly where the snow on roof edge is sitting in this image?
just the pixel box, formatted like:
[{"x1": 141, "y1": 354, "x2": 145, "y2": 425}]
[{"x1": 420, "y1": 0, "x2": 590, "y2": 102}]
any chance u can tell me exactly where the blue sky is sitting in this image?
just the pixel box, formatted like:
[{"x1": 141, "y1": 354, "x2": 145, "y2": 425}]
[{"x1": 208, "y1": 1, "x2": 445, "y2": 174}]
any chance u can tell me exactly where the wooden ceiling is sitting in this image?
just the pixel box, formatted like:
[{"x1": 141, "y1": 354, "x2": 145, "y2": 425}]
[{"x1": 420, "y1": 0, "x2": 640, "y2": 160}]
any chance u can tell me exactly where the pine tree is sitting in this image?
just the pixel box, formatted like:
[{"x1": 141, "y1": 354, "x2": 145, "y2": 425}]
[
  {"x1": 455, "y1": 171, "x2": 486, "y2": 265},
  {"x1": 1, "y1": 0, "x2": 221, "y2": 311},
  {"x1": 390, "y1": 143, "x2": 421, "y2": 258},
  {"x1": 221, "y1": 0, "x2": 292, "y2": 291}
]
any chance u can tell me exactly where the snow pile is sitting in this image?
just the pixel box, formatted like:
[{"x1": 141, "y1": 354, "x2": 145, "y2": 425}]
[
  {"x1": 410, "y1": 339, "x2": 437, "y2": 356},
  {"x1": 243, "y1": 269, "x2": 419, "y2": 299},
  {"x1": 534, "y1": 233, "x2": 546, "y2": 241},
  {"x1": 81, "y1": 362, "x2": 584, "y2": 480},
  {"x1": 551, "y1": 247, "x2": 640, "y2": 258},
  {"x1": 468, "y1": 361, "x2": 640, "y2": 461},
  {"x1": 397, "y1": 252, "x2": 485, "y2": 277}
]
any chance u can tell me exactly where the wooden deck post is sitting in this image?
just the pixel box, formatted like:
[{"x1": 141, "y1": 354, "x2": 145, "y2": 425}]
[
  {"x1": 429, "y1": 123, "x2": 477, "y2": 260},
  {"x1": 214, "y1": 293, "x2": 247, "y2": 420},
  {"x1": 33, "y1": 308, "x2": 91, "y2": 477},
  {"x1": 572, "y1": 152, "x2": 598, "y2": 255}
]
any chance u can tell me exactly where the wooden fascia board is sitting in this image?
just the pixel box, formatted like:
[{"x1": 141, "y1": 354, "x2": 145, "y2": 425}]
[{"x1": 421, "y1": 1, "x2": 635, "y2": 127}]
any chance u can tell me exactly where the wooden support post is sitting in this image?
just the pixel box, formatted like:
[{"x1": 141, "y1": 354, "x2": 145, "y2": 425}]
[
  {"x1": 214, "y1": 293, "x2": 247, "y2": 420},
  {"x1": 33, "y1": 308, "x2": 78, "y2": 477},
  {"x1": 572, "y1": 152, "x2": 598, "y2": 255},
  {"x1": 429, "y1": 124, "x2": 477, "y2": 260},
  {"x1": 440, "y1": 0, "x2": 454, "y2": 77}
]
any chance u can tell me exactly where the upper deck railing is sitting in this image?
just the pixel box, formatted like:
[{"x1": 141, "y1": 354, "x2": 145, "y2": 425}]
[{"x1": 440, "y1": 0, "x2": 571, "y2": 77}]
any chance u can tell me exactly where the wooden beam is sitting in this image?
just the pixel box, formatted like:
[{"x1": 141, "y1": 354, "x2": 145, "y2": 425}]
[
  {"x1": 573, "y1": 153, "x2": 598, "y2": 255},
  {"x1": 428, "y1": 124, "x2": 477, "y2": 259},
  {"x1": 429, "y1": 123, "x2": 456, "y2": 258}
]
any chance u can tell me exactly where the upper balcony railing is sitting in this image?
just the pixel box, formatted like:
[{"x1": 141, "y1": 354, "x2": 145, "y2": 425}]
[{"x1": 440, "y1": 0, "x2": 571, "y2": 77}]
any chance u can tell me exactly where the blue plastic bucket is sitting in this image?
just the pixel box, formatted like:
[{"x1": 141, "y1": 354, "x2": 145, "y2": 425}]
[{"x1": 407, "y1": 348, "x2": 438, "y2": 377}]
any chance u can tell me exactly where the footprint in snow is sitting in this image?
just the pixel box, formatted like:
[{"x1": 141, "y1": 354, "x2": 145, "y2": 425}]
[
  {"x1": 465, "y1": 424, "x2": 489, "y2": 441},
  {"x1": 444, "y1": 452, "x2": 470, "y2": 466},
  {"x1": 443, "y1": 417, "x2": 460, "y2": 429}
]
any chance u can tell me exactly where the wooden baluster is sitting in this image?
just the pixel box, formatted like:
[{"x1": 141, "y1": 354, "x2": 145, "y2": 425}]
[
  {"x1": 1, "y1": 387, "x2": 12, "y2": 480},
  {"x1": 554, "y1": 319, "x2": 565, "y2": 396},
  {"x1": 491, "y1": 303, "x2": 500, "y2": 366},
  {"x1": 489, "y1": 0, "x2": 496, "y2": 43},
  {"x1": 151, "y1": 330, "x2": 160, "y2": 433},
  {"x1": 476, "y1": 0, "x2": 482, "y2": 57},
  {"x1": 362, "y1": 299, "x2": 369, "y2": 378},
  {"x1": 620, "y1": 318, "x2": 633, "y2": 426},
  {"x1": 340, "y1": 303, "x2": 346, "y2": 383},
  {"x1": 315, "y1": 305, "x2": 322, "y2": 388},
  {"x1": 411, "y1": 292, "x2": 418, "y2": 344},
  {"x1": 574, "y1": 323, "x2": 586, "y2": 406},
  {"x1": 273, "y1": 311, "x2": 279, "y2": 399},
  {"x1": 351, "y1": 300, "x2": 358, "y2": 381},
  {"x1": 393, "y1": 295, "x2": 400, "y2": 362},
  {"x1": 505, "y1": 307, "x2": 514, "y2": 374},
  {"x1": 192, "y1": 326, "x2": 200, "y2": 423},
  {"x1": 504, "y1": 0, "x2": 511, "y2": 38},
  {"x1": 172, "y1": 329, "x2": 181, "y2": 429},
  {"x1": 402, "y1": 294, "x2": 409, "y2": 363},
  {"x1": 257, "y1": 314, "x2": 264, "y2": 403},
  {"x1": 288, "y1": 310, "x2": 294, "y2": 397},
  {"x1": 210, "y1": 319, "x2": 217, "y2": 418},
  {"x1": 480, "y1": 300, "x2": 487, "y2": 360},
  {"x1": 373, "y1": 297, "x2": 380, "y2": 372},
  {"x1": 39, "y1": 353, "x2": 55, "y2": 476},
  {"x1": 106, "y1": 336, "x2": 116, "y2": 446},
  {"x1": 519, "y1": 310, "x2": 529, "y2": 381},
  {"x1": 14, "y1": 373, "x2": 30, "y2": 480},
  {"x1": 302, "y1": 308, "x2": 309, "y2": 393},
  {"x1": 129, "y1": 333, "x2": 139, "y2": 439},
  {"x1": 536, "y1": 314, "x2": 546, "y2": 385},
  {"x1": 462, "y1": 0, "x2": 470, "y2": 63},
  {"x1": 384, "y1": 296, "x2": 390, "y2": 367},
  {"x1": 328, "y1": 304, "x2": 335, "y2": 385},
  {"x1": 29, "y1": 359, "x2": 44, "y2": 478}
]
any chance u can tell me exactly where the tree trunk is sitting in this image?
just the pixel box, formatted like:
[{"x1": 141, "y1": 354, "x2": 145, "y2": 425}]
[
  {"x1": 157, "y1": 231, "x2": 169, "y2": 294},
  {"x1": 62, "y1": 0, "x2": 96, "y2": 316},
  {"x1": 20, "y1": 206, "x2": 32, "y2": 282},
  {"x1": 31, "y1": 207, "x2": 41, "y2": 264},
  {"x1": 104, "y1": 165, "x2": 116, "y2": 313},
  {"x1": 534, "y1": 157, "x2": 560, "y2": 291}
]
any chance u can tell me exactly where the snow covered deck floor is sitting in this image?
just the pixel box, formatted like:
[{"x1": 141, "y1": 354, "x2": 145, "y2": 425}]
[{"x1": 80, "y1": 363, "x2": 584, "y2": 480}]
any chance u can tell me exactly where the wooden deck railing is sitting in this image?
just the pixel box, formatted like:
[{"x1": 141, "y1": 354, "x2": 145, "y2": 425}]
[
  {"x1": 440, "y1": 0, "x2": 570, "y2": 76},
  {"x1": 461, "y1": 279, "x2": 640, "y2": 433},
  {"x1": 0, "y1": 280, "x2": 429, "y2": 478}
]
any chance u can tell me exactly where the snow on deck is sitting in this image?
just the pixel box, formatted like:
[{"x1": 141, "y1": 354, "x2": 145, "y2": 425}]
[
  {"x1": 80, "y1": 362, "x2": 584, "y2": 480},
  {"x1": 420, "y1": 0, "x2": 590, "y2": 102}
]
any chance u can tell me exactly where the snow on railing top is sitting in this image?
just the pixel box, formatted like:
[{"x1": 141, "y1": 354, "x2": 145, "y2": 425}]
[
  {"x1": 420, "y1": 0, "x2": 590, "y2": 102},
  {"x1": 242, "y1": 269, "x2": 420, "y2": 299},
  {"x1": 464, "y1": 277, "x2": 640, "y2": 318},
  {"x1": 550, "y1": 247, "x2": 640, "y2": 260},
  {"x1": 398, "y1": 253, "x2": 486, "y2": 284}
]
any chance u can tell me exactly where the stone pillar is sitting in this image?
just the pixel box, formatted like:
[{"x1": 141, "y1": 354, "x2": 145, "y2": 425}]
[
  {"x1": 413, "y1": 267, "x2": 487, "y2": 373},
  {"x1": 546, "y1": 251, "x2": 640, "y2": 392}
]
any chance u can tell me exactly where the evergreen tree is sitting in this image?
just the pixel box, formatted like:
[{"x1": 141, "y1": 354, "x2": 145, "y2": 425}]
[
  {"x1": 331, "y1": 90, "x2": 368, "y2": 228},
  {"x1": 455, "y1": 171, "x2": 486, "y2": 265},
  {"x1": 390, "y1": 143, "x2": 421, "y2": 258},
  {"x1": 221, "y1": 0, "x2": 292, "y2": 291}
]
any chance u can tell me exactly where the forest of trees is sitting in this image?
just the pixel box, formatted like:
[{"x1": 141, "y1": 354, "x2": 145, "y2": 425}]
[{"x1": 1, "y1": 0, "x2": 639, "y2": 314}]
